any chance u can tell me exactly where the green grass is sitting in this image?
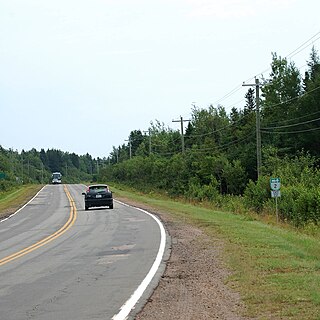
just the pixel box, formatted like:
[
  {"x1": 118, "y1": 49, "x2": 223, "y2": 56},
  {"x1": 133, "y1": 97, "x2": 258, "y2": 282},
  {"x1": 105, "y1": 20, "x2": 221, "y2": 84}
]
[
  {"x1": 0, "y1": 184, "x2": 43, "y2": 219},
  {"x1": 111, "y1": 184, "x2": 320, "y2": 320}
]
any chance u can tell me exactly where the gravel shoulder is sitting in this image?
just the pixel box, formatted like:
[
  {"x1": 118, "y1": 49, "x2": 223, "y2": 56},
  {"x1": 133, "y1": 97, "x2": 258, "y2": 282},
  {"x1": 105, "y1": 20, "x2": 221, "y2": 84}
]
[{"x1": 117, "y1": 197, "x2": 253, "y2": 320}]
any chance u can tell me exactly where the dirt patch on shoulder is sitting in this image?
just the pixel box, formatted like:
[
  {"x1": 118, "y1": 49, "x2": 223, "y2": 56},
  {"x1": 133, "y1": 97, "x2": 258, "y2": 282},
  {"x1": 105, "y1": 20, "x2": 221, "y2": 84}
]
[{"x1": 117, "y1": 197, "x2": 252, "y2": 320}]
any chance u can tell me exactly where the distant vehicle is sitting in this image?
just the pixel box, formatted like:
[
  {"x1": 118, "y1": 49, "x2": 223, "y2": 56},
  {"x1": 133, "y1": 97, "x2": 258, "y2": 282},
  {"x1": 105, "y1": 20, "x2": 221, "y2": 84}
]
[
  {"x1": 52, "y1": 172, "x2": 62, "y2": 184},
  {"x1": 82, "y1": 184, "x2": 113, "y2": 210}
]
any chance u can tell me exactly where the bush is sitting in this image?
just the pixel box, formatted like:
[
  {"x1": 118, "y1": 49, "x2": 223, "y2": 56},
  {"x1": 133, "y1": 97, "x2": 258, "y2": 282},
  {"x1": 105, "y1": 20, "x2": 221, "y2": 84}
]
[
  {"x1": 186, "y1": 176, "x2": 219, "y2": 202},
  {"x1": 243, "y1": 176, "x2": 270, "y2": 212},
  {"x1": 0, "y1": 179, "x2": 15, "y2": 192},
  {"x1": 292, "y1": 187, "x2": 320, "y2": 226},
  {"x1": 278, "y1": 186, "x2": 301, "y2": 224}
]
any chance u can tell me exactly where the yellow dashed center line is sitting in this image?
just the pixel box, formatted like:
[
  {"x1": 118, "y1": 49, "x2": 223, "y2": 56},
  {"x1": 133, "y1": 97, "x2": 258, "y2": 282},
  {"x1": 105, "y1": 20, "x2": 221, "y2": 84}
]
[{"x1": 0, "y1": 185, "x2": 77, "y2": 266}]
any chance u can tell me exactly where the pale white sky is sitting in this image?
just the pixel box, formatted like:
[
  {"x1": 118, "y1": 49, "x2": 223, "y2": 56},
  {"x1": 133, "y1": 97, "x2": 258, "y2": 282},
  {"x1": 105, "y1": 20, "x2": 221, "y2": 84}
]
[{"x1": 0, "y1": 0, "x2": 319, "y2": 158}]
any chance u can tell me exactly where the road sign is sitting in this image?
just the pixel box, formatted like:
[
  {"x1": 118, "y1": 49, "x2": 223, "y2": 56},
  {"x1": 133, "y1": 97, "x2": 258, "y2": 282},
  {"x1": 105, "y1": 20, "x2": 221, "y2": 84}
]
[
  {"x1": 271, "y1": 190, "x2": 281, "y2": 198},
  {"x1": 270, "y1": 178, "x2": 281, "y2": 191}
]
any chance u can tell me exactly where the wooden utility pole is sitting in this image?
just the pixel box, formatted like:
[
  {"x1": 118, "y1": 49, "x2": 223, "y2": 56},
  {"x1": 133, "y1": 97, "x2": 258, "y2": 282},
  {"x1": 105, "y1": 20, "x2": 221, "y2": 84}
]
[
  {"x1": 243, "y1": 78, "x2": 262, "y2": 178},
  {"x1": 125, "y1": 137, "x2": 132, "y2": 159},
  {"x1": 172, "y1": 116, "x2": 190, "y2": 153},
  {"x1": 143, "y1": 129, "x2": 152, "y2": 155},
  {"x1": 148, "y1": 129, "x2": 151, "y2": 155}
]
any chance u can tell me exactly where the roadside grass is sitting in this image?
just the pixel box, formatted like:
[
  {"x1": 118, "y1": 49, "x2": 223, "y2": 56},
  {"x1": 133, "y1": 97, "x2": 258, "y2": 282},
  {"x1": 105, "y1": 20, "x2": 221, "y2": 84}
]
[
  {"x1": 0, "y1": 185, "x2": 43, "y2": 219},
  {"x1": 112, "y1": 185, "x2": 320, "y2": 320}
]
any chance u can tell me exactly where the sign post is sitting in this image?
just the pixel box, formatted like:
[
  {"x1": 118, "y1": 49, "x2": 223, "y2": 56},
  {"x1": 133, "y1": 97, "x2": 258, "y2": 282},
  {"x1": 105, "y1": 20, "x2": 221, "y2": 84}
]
[{"x1": 270, "y1": 178, "x2": 281, "y2": 222}]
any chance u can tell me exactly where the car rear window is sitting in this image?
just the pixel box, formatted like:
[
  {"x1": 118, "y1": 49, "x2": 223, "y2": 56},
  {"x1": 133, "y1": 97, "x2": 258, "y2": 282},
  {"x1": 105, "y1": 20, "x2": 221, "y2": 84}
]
[{"x1": 89, "y1": 186, "x2": 108, "y2": 192}]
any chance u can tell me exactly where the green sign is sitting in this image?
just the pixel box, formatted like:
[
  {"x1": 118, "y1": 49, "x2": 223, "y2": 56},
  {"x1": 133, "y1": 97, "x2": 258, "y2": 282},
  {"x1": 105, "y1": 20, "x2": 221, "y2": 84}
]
[
  {"x1": 270, "y1": 178, "x2": 281, "y2": 191},
  {"x1": 0, "y1": 172, "x2": 5, "y2": 179}
]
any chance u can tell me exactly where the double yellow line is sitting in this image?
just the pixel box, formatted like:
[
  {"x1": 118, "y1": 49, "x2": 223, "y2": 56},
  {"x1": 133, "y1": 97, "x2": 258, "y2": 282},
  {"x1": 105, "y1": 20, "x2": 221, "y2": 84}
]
[{"x1": 0, "y1": 185, "x2": 77, "y2": 267}]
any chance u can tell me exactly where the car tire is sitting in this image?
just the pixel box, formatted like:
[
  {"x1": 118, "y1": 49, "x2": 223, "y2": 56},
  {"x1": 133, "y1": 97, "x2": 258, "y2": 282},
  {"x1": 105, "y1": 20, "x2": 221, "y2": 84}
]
[
  {"x1": 85, "y1": 206, "x2": 89, "y2": 211},
  {"x1": 109, "y1": 204, "x2": 113, "y2": 209}
]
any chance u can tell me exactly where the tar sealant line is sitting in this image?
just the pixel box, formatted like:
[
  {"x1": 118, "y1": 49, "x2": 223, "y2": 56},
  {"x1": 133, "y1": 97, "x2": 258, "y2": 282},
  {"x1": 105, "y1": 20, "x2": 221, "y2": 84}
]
[
  {"x1": 112, "y1": 200, "x2": 167, "y2": 320},
  {"x1": 0, "y1": 186, "x2": 45, "y2": 223}
]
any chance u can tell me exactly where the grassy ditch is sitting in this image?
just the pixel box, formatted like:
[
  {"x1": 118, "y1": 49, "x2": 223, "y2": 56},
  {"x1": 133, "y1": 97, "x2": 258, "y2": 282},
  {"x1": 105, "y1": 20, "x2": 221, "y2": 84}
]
[
  {"x1": 112, "y1": 185, "x2": 320, "y2": 320},
  {"x1": 0, "y1": 184, "x2": 43, "y2": 220}
]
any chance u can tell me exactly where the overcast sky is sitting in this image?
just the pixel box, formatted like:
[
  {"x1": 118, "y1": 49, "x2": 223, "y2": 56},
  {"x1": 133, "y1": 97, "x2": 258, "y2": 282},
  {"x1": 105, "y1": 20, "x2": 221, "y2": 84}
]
[{"x1": 0, "y1": 0, "x2": 319, "y2": 158}]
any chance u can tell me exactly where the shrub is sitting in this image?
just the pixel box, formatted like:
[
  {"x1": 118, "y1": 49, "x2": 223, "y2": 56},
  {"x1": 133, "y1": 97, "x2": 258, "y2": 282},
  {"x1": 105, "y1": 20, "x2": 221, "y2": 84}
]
[
  {"x1": 186, "y1": 176, "x2": 219, "y2": 202},
  {"x1": 243, "y1": 176, "x2": 270, "y2": 212},
  {"x1": 293, "y1": 187, "x2": 320, "y2": 226}
]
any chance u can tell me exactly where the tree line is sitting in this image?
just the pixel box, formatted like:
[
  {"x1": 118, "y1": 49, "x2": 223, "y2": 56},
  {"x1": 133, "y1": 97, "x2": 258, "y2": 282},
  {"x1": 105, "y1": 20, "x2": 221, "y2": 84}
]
[
  {"x1": 99, "y1": 47, "x2": 320, "y2": 227},
  {"x1": 0, "y1": 147, "x2": 104, "y2": 190}
]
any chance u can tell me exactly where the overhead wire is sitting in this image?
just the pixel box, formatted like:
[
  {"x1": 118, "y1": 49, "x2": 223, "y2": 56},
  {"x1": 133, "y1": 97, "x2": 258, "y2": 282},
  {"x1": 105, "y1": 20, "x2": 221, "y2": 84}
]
[
  {"x1": 186, "y1": 131, "x2": 255, "y2": 154},
  {"x1": 116, "y1": 32, "x2": 320, "y2": 157},
  {"x1": 262, "y1": 117, "x2": 320, "y2": 130},
  {"x1": 212, "y1": 84, "x2": 244, "y2": 106},
  {"x1": 261, "y1": 84, "x2": 320, "y2": 110},
  {"x1": 261, "y1": 127, "x2": 320, "y2": 135},
  {"x1": 286, "y1": 31, "x2": 320, "y2": 59},
  {"x1": 211, "y1": 31, "x2": 320, "y2": 109},
  {"x1": 264, "y1": 109, "x2": 320, "y2": 126}
]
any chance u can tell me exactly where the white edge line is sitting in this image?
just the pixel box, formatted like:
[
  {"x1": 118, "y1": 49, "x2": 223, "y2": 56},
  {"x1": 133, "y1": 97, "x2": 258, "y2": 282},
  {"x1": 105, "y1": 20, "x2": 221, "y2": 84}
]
[
  {"x1": 112, "y1": 200, "x2": 167, "y2": 320},
  {"x1": 0, "y1": 186, "x2": 46, "y2": 223}
]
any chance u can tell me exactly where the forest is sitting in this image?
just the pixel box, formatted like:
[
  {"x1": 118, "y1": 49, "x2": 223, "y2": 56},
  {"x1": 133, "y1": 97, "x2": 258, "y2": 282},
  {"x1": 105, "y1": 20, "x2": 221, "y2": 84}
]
[
  {"x1": 0, "y1": 147, "x2": 102, "y2": 188},
  {"x1": 1, "y1": 48, "x2": 320, "y2": 227}
]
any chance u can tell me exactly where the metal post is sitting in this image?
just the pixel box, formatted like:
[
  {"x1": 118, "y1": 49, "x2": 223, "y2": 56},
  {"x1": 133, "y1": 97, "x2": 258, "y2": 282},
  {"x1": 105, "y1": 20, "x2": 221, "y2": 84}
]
[{"x1": 276, "y1": 195, "x2": 278, "y2": 223}]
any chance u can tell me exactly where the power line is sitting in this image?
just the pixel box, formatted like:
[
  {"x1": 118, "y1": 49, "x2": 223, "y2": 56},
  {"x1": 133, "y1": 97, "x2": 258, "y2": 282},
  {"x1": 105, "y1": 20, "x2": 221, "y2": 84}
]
[
  {"x1": 264, "y1": 109, "x2": 320, "y2": 127},
  {"x1": 286, "y1": 31, "x2": 320, "y2": 59},
  {"x1": 262, "y1": 117, "x2": 320, "y2": 130},
  {"x1": 113, "y1": 33, "x2": 320, "y2": 159},
  {"x1": 185, "y1": 107, "x2": 256, "y2": 140},
  {"x1": 211, "y1": 31, "x2": 320, "y2": 108},
  {"x1": 262, "y1": 84, "x2": 320, "y2": 110},
  {"x1": 261, "y1": 127, "x2": 320, "y2": 135},
  {"x1": 187, "y1": 131, "x2": 255, "y2": 154},
  {"x1": 160, "y1": 84, "x2": 320, "y2": 140},
  {"x1": 212, "y1": 84, "x2": 243, "y2": 106}
]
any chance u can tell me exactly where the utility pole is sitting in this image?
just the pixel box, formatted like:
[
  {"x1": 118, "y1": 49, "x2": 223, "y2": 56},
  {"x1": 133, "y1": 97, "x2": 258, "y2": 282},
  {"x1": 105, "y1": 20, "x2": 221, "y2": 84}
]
[
  {"x1": 143, "y1": 129, "x2": 152, "y2": 155},
  {"x1": 21, "y1": 155, "x2": 24, "y2": 184},
  {"x1": 125, "y1": 137, "x2": 132, "y2": 159},
  {"x1": 41, "y1": 162, "x2": 44, "y2": 184},
  {"x1": 243, "y1": 78, "x2": 262, "y2": 178},
  {"x1": 172, "y1": 116, "x2": 190, "y2": 153}
]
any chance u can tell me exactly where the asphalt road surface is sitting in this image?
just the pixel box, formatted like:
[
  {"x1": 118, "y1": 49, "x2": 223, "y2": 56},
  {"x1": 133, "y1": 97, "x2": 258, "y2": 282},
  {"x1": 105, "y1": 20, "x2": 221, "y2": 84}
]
[{"x1": 0, "y1": 184, "x2": 168, "y2": 320}]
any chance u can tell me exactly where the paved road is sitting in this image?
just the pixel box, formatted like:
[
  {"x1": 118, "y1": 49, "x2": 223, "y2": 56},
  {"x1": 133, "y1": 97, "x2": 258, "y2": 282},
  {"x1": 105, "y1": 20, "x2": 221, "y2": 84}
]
[{"x1": 0, "y1": 184, "x2": 168, "y2": 320}]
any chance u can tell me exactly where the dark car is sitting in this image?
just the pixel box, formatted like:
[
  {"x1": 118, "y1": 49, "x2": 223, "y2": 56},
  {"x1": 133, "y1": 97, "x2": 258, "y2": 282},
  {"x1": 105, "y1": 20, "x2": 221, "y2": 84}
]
[{"x1": 82, "y1": 184, "x2": 113, "y2": 210}]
